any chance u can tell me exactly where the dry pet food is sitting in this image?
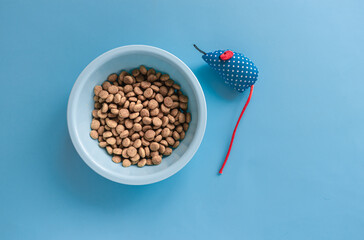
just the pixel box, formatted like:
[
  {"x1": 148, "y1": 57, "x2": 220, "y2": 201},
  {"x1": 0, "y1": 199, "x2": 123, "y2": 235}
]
[{"x1": 90, "y1": 66, "x2": 191, "y2": 167}]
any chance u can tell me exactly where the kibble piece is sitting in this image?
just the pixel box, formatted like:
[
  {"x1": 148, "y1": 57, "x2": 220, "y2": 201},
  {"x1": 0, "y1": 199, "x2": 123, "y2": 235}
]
[
  {"x1": 147, "y1": 74, "x2": 157, "y2": 82},
  {"x1": 127, "y1": 146, "x2": 137, "y2": 157},
  {"x1": 141, "y1": 81, "x2": 151, "y2": 89},
  {"x1": 101, "y1": 103, "x2": 108, "y2": 113},
  {"x1": 143, "y1": 125, "x2": 152, "y2": 132},
  {"x1": 170, "y1": 108, "x2": 177, "y2": 117},
  {"x1": 173, "y1": 131, "x2": 180, "y2": 140},
  {"x1": 125, "y1": 119, "x2": 133, "y2": 129},
  {"x1": 167, "y1": 123, "x2": 175, "y2": 130},
  {"x1": 160, "y1": 140, "x2": 168, "y2": 147},
  {"x1": 155, "y1": 93, "x2": 164, "y2": 103},
  {"x1": 131, "y1": 153, "x2": 140, "y2": 161},
  {"x1": 123, "y1": 75, "x2": 134, "y2": 85},
  {"x1": 106, "y1": 119, "x2": 117, "y2": 128},
  {"x1": 110, "y1": 108, "x2": 119, "y2": 115},
  {"x1": 179, "y1": 113, "x2": 186, "y2": 123},
  {"x1": 183, "y1": 123, "x2": 189, "y2": 131},
  {"x1": 160, "y1": 104, "x2": 170, "y2": 114},
  {"x1": 124, "y1": 84, "x2": 133, "y2": 93},
  {"x1": 144, "y1": 146, "x2": 151, "y2": 157},
  {"x1": 94, "y1": 85, "x2": 102, "y2": 95},
  {"x1": 106, "y1": 94, "x2": 114, "y2": 103},
  {"x1": 160, "y1": 74, "x2": 169, "y2": 81},
  {"x1": 106, "y1": 146, "x2": 113, "y2": 155},
  {"x1": 122, "y1": 159, "x2": 131, "y2": 167},
  {"x1": 165, "y1": 79, "x2": 174, "y2": 87},
  {"x1": 154, "y1": 134, "x2": 162, "y2": 142},
  {"x1": 131, "y1": 133, "x2": 140, "y2": 141},
  {"x1": 134, "y1": 116, "x2": 142, "y2": 123},
  {"x1": 144, "y1": 130, "x2": 155, "y2": 141},
  {"x1": 180, "y1": 103, "x2": 188, "y2": 111},
  {"x1": 148, "y1": 99, "x2": 158, "y2": 110},
  {"x1": 173, "y1": 83, "x2": 181, "y2": 90},
  {"x1": 159, "y1": 86, "x2": 168, "y2": 96},
  {"x1": 163, "y1": 97, "x2": 173, "y2": 108},
  {"x1": 144, "y1": 88, "x2": 153, "y2": 98},
  {"x1": 118, "y1": 109, "x2": 130, "y2": 119},
  {"x1": 152, "y1": 117, "x2": 162, "y2": 127},
  {"x1": 106, "y1": 137, "x2": 116, "y2": 145},
  {"x1": 179, "y1": 95, "x2": 188, "y2": 103},
  {"x1": 120, "y1": 96, "x2": 127, "y2": 105},
  {"x1": 102, "y1": 81, "x2": 112, "y2": 90},
  {"x1": 161, "y1": 116, "x2": 169, "y2": 127},
  {"x1": 112, "y1": 156, "x2": 122, "y2": 163},
  {"x1": 116, "y1": 125, "x2": 125, "y2": 134},
  {"x1": 171, "y1": 102, "x2": 179, "y2": 109},
  {"x1": 139, "y1": 147, "x2": 146, "y2": 158},
  {"x1": 129, "y1": 112, "x2": 139, "y2": 119},
  {"x1": 113, "y1": 148, "x2": 122, "y2": 155},
  {"x1": 122, "y1": 149, "x2": 129, "y2": 158},
  {"x1": 166, "y1": 137, "x2": 175, "y2": 146},
  {"x1": 176, "y1": 125, "x2": 183, "y2": 133},
  {"x1": 180, "y1": 131, "x2": 185, "y2": 140},
  {"x1": 92, "y1": 109, "x2": 98, "y2": 118},
  {"x1": 147, "y1": 68, "x2": 156, "y2": 76},
  {"x1": 173, "y1": 141, "x2": 180, "y2": 148},
  {"x1": 138, "y1": 159, "x2": 147, "y2": 167},
  {"x1": 164, "y1": 147, "x2": 172, "y2": 156},
  {"x1": 103, "y1": 131, "x2": 112, "y2": 139},
  {"x1": 133, "y1": 139, "x2": 142, "y2": 148},
  {"x1": 108, "y1": 85, "x2": 118, "y2": 94},
  {"x1": 152, "y1": 155, "x2": 162, "y2": 165},
  {"x1": 111, "y1": 128, "x2": 118, "y2": 136},
  {"x1": 91, "y1": 119, "x2": 100, "y2": 130},
  {"x1": 151, "y1": 85, "x2": 159, "y2": 92},
  {"x1": 140, "y1": 108, "x2": 149, "y2": 117},
  {"x1": 90, "y1": 130, "x2": 98, "y2": 139},
  {"x1": 98, "y1": 90, "x2": 109, "y2": 99},
  {"x1": 97, "y1": 126, "x2": 105, "y2": 135},
  {"x1": 120, "y1": 130, "x2": 129, "y2": 138},
  {"x1": 150, "y1": 142, "x2": 160, "y2": 151},
  {"x1": 114, "y1": 93, "x2": 121, "y2": 103},
  {"x1": 150, "y1": 108, "x2": 159, "y2": 117},
  {"x1": 108, "y1": 73, "x2": 118, "y2": 82},
  {"x1": 122, "y1": 138, "x2": 131, "y2": 147},
  {"x1": 133, "y1": 104, "x2": 143, "y2": 112},
  {"x1": 186, "y1": 113, "x2": 191, "y2": 123},
  {"x1": 141, "y1": 117, "x2": 151, "y2": 125},
  {"x1": 167, "y1": 88, "x2": 175, "y2": 96},
  {"x1": 151, "y1": 151, "x2": 159, "y2": 158},
  {"x1": 139, "y1": 65, "x2": 147, "y2": 75},
  {"x1": 123, "y1": 100, "x2": 130, "y2": 109},
  {"x1": 161, "y1": 128, "x2": 171, "y2": 138},
  {"x1": 99, "y1": 141, "x2": 107, "y2": 148},
  {"x1": 142, "y1": 138, "x2": 150, "y2": 146}
]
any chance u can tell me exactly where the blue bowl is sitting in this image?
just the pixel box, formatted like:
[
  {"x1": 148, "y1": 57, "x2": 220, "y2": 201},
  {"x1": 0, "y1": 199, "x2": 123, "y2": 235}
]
[{"x1": 67, "y1": 45, "x2": 207, "y2": 185}]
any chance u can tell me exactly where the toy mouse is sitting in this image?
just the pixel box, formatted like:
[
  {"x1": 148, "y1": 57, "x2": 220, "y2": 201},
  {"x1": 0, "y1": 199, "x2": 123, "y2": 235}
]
[{"x1": 194, "y1": 44, "x2": 259, "y2": 174}]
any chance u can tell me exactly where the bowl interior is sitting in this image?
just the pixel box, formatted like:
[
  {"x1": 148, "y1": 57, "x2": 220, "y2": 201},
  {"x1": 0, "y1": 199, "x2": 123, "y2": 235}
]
[{"x1": 68, "y1": 46, "x2": 205, "y2": 184}]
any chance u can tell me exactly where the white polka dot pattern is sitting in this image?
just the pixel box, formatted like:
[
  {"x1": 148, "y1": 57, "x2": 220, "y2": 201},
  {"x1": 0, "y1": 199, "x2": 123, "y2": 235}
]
[{"x1": 202, "y1": 50, "x2": 259, "y2": 92}]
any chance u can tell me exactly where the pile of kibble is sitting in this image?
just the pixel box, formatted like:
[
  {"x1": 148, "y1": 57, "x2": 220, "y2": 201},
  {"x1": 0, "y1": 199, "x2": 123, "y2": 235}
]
[{"x1": 90, "y1": 66, "x2": 191, "y2": 168}]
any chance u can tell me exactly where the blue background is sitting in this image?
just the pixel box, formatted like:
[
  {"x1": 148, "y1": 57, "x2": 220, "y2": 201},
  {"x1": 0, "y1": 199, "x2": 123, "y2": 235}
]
[{"x1": 1, "y1": 0, "x2": 364, "y2": 239}]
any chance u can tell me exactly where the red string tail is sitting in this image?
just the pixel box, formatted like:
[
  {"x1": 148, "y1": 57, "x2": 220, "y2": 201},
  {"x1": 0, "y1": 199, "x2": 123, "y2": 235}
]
[{"x1": 219, "y1": 85, "x2": 255, "y2": 174}]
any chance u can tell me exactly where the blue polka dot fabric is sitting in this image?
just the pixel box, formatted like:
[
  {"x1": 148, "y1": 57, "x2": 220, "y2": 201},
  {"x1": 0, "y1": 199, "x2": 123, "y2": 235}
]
[{"x1": 202, "y1": 50, "x2": 259, "y2": 92}]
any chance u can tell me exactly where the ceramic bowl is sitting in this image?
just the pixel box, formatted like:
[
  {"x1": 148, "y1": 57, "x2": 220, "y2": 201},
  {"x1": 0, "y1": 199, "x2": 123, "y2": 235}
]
[{"x1": 67, "y1": 45, "x2": 207, "y2": 185}]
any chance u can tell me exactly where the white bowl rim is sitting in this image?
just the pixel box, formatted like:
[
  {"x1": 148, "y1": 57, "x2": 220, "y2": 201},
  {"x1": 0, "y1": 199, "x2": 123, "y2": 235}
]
[{"x1": 67, "y1": 45, "x2": 207, "y2": 185}]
